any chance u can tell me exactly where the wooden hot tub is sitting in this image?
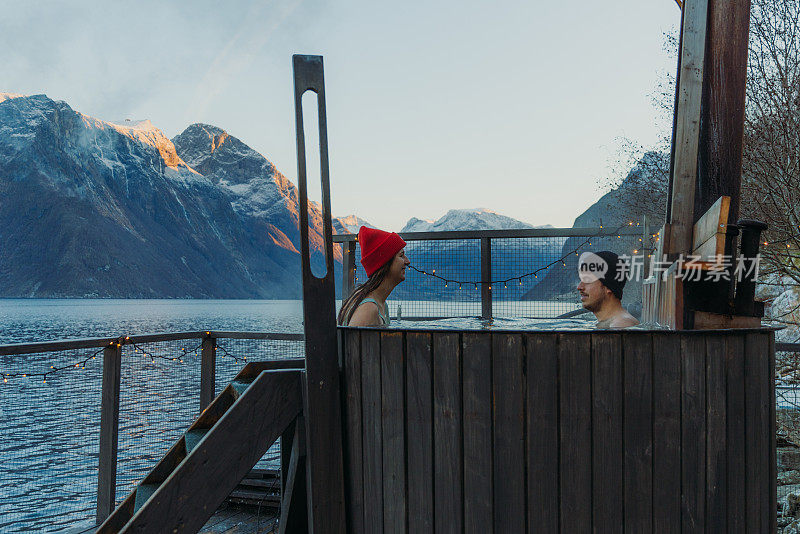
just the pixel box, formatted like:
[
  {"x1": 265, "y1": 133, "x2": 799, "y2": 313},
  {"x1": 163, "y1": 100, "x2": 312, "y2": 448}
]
[{"x1": 339, "y1": 327, "x2": 776, "y2": 533}]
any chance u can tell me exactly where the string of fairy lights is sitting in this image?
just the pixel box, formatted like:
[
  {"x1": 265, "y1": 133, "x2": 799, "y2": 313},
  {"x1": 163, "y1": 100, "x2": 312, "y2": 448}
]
[
  {"x1": 1, "y1": 334, "x2": 251, "y2": 384},
  {"x1": 366, "y1": 221, "x2": 659, "y2": 291}
]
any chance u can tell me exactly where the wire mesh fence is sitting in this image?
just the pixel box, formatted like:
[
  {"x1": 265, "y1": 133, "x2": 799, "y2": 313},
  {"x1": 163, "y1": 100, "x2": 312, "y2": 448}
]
[
  {"x1": 0, "y1": 333, "x2": 304, "y2": 533},
  {"x1": 344, "y1": 227, "x2": 655, "y2": 320},
  {"x1": 0, "y1": 347, "x2": 104, "y2": 533}
]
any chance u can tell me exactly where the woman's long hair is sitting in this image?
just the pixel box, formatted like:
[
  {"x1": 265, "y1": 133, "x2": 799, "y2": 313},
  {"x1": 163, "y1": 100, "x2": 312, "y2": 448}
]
[{"x1": 338, "y1": 261, "x2": 393, "y2": 325}]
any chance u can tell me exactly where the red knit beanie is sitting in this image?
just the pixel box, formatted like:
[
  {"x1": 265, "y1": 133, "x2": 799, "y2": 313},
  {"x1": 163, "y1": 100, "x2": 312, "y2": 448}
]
[{"x1": 358, "y1": 226, "x2": 406, "y2": 277}]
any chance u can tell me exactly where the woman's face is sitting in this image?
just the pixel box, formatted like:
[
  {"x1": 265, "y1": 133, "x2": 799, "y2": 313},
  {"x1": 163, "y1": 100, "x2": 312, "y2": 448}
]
[{"x1": 388, "y1": 248, "x2": 411, "y2": 283}]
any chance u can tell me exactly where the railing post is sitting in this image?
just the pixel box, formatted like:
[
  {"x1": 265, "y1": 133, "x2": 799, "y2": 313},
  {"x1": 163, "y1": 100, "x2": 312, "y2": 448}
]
[
  {"x1": 200, "y1": 335, "x2": 217, "y2": 414},
  {"x1": 96, "y1": 340, "x2": 122, "y2": 525},
  {"x1": 342, "y1": 239, "x2": 356, "y2": 300},
  {"x1": 481, "y1": 237, "x2": 492, "y2": 320}
]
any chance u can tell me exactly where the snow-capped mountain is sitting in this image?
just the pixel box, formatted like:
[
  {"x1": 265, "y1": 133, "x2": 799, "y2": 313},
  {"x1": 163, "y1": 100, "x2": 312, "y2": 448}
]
[
  {"x1": 401, "y1": 208, "x2": 550, "y2": 233},
  {"x1": 332, "y1": 214, "x2": 374, "y2": 235},
  {"x1": 384, "y1": 209, "x2": 559, "y2": 301},
  {"x1": 0, "y1": 94, "x2": 347, "y2": 297}
]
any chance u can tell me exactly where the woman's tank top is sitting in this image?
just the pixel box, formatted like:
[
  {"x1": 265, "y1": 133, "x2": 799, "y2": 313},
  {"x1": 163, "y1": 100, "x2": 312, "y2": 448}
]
[{"x1": 358, "y1": 298, "x2": 390, "y2": 326}]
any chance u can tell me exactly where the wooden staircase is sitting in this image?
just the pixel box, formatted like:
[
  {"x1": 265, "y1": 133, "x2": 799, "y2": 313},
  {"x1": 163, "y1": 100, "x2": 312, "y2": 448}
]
[{"x1": 96, "y1": 360, "x2": 304, "y2": 534}]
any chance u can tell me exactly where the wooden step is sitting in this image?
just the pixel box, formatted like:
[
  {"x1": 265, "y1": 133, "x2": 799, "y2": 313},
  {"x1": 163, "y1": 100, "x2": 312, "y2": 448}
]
[
  {"x1": 231, "y1": 380, "x2": 252, "y2": 397},
  {"x1": 185, "y1": 428, "x2": 209, "y2": 453},
  {"x1": 133, "y1": 483, "x2": 159, "y2": 513}
]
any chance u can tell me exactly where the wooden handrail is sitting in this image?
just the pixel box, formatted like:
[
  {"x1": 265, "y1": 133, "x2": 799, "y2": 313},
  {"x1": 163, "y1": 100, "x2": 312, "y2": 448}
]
[
  {"x1": 0, "y1": 331, "x2": 304, "y2": 356},
  {"x1": 333, "y1": 226, "x2": 649, "y2": 243}
]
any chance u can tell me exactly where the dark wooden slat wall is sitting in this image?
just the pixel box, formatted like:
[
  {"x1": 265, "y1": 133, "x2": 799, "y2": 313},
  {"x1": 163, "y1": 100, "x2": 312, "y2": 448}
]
[
  {"x1": 462, "y1": 333, "x2": 492, "y2": 533},
  {"x1": 339, "y1": 329, "x2": 775, "y2": 534},
  {"x1": 405, "y1": 333, "x2": 433, "y2": 532}
]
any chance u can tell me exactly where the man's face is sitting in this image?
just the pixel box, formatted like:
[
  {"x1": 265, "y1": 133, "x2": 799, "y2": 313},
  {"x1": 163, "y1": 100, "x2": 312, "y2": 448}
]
[{"x1": 577, "y1": 279, "x2": 610, "y2": 312}]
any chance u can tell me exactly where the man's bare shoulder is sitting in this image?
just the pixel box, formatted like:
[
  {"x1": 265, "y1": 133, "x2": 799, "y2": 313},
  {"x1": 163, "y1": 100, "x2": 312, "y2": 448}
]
[{"x1": 609, "y1": 311, "x2": 640, "y2": 329}]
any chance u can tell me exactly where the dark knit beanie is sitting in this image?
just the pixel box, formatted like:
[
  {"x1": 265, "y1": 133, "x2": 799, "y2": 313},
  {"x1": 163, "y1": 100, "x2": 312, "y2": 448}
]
[{"x1": 594, "y1": 250, "x2": 627, "y2": 300}]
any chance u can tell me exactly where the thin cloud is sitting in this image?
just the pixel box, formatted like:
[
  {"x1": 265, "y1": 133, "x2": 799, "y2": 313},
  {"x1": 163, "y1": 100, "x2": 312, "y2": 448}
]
[{"x1": 184, "y1": 0, "x2": 303, "y2": 122}]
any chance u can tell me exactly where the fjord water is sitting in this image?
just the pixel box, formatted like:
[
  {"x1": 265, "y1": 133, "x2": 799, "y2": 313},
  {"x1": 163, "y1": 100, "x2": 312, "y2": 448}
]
[{"x1": 0, "y1": 298, "x2": 588, "y2": 533}]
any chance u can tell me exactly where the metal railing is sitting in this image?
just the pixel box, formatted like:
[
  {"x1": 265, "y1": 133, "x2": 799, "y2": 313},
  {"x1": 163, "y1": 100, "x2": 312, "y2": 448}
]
[
  {"x1": 335, "y1": 225, "x2": 654, "y2": 320},
  {"x1": 0, "y1": 331, "x2": 304, "y2": 532}
]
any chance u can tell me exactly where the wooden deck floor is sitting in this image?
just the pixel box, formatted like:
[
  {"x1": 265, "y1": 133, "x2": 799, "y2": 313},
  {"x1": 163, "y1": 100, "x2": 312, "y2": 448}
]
[{"x1": 199, "y1": 503, "x2": 279, "y2": 534}]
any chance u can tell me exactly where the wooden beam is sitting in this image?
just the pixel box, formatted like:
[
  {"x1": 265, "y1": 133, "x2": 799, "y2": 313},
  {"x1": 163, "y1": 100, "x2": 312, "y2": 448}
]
[
  {"x1": 667, "y1": 0, "x2": 710, "y2": 254},
  {"x1": 280, "y1": 417, "x2": 308, "y2": 534},
  {"x1": 96, "y1": 342, "x2": 122, "y2": 525},
  {"x1": 480, "y1": 238, "x2": 492, "y2": 320},
  {"x1": 199, "y1": 336, "x2": 216, "y2": 414},
  {"x1": 293, "y1": 54, "x2": 347, "y2": 534},
  {"x1": 695, "y1": 0, "x2": 752, "y2": 226}
]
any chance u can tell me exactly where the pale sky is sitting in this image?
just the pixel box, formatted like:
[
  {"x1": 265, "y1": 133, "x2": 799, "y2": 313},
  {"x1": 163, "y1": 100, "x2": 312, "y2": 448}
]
[{"x1": 1, "y1": 0, "x2": 680, "y2": 231}]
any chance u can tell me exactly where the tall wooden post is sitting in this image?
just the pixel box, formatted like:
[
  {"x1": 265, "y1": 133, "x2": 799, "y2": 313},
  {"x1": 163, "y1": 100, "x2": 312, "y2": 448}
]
[
  {"x1": 666, "y1": 0, "x2": 709, "y2": 255},
  {"x1": 480, "y1": 238, "x2": 492, "y2": 320},
  {"x1": 96, "y1": 341, "x2": 122, "y2": 524},
  {"x1": 695, "y1": 0, "x2": 752, "y2": 227},
  {"x1": 342, "y1": 239, "x2": 356, "y2": 300},
  {"x1": 293, "y1": 54, "x2": 346, "y2": 534},
  {"x1": 200, "y1": 335, "x2": 216, "y2": 414}
]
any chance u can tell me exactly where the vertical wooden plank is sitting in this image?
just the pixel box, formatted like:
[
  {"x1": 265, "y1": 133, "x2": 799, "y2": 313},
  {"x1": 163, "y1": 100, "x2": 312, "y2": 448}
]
[
  {"x1": 381, "y1": 332, "x2": 406, "y2": 534},
  {"x1": 526, "y1": 334, "x2": 559, "y2": 533},
  {"x1": 342, "y1": 240, "x2": 356, "y2": 299},
  {"x1": 462, "y1": 332, "x2": 492, "y2": 533},
  {"x1": 705, "y1": 335, "x2": 727, "y2": 532},
  {"x1": 559, "y1": 333, "x2": 592, "y2": 532},
  {"x1": 406, "y1": 332, "x2": 433, "y2": 533},
  {"x1": 361, "y1": 330, "x2": 383, "y2": 532},
  {"x1": 481, "y1": 238, "x2": 492, "y2": 320},
  {"x1": 592, "y1": 333, "x2": 623, "y2": 533},
  {"x1": 623, "y1": 333, "x2": 653, "y2": 533},
  {"x1": 96, "y1": 342, "x2": 122, "y2": 524},
  {"x1": 666, "y1": 0, "x2": 710, "y2": 253},
  {"x1": 493, "y1": 333, "x2": 525, "y2": 532},
  {"x1": 745, "y1": 332, "x2": 771, "y2": 533},
  {"x1": 434, "y1": 332, "x2": 462, "y2": 534},
  {"x1": 200, "y1": 335, "x2": 216, "y2": 413},
  {"x1": 343, "y1": 330, "x2": 364, "y2": 534},
  {"x1": 281, "y1": 418, "x2": 297, "y2": 496},
  {"x1": 681, "y1": 334, "x2": 706, "y2": 533},
  {"x1": 652, "y1": 333, "x2": 680, "y2": 534},
  {"x1": 770, "y1": 333, "x2": 777, "y2": 534},
  {"x1": 696, "y1": 0, "x2": 752, "y2": 225},
  {"x1": 725, "y1": 334, "x2": 745, "y2": 533}
]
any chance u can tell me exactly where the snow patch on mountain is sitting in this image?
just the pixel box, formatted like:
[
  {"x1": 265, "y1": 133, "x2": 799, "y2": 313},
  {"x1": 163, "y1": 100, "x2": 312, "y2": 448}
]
[
  {"x1": 333, "y1": 215, "x2": 374, "y2": 234},
  {"x1": 401, "y1": 208, "x2": 547, "y2": 232}
]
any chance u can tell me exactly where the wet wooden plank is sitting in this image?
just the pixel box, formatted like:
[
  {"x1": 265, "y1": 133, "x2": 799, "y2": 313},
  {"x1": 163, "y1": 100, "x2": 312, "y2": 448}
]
[
  {"x1": 360, "y1": 330, "x2": 383, "y2": 533},
  {"x1": 381, "y1": 332, "x2": 406, "y2": 533},
  {"x1": 462, "y1": 332, "x2": 492, "y2": 533},
  {"x1": 406, "y1": 332, "x2": 433, "y2": 533},
  {"x1": 526, "y1": 334, "x2": 559, "y2": 533},
  {"x1": 623, "y1": 333, "x2": 653, "y2": 533},
  {"x1": 433, "y1": 333, "x2": 462, "y2": 534},
  {"x1": 652, "y1": 333, "x2": 680, "y2": 534},
  {"x1": 591, "y1": 333, "x2": 623, "y2": 533},
  {"x1": 681, "y1": 335, "x2": 706, "y2": 532},
  {"x1": 559, "y1": 333, "x2": 592, "y2": 532},
  {"x1": 492, "y1": 333, "x2": 525, "y2": 532},
  {"x1": 705, "y1": 335, "x2": 727, "y2": 532},
  {"x1": 745, "y1": 332, "x2": 771, "y2": 533},
  {"x1": 342, "y1": 330, "x2": 364, "y2": 534},
  {"x1": 725, "y1": 334, "x2": 745, "y2": 533}
]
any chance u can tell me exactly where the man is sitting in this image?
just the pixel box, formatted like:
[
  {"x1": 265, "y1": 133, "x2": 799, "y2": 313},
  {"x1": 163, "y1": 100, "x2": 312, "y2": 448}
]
[{"x1": 576, "y1": 250, "x2": 639, "y2": 329}]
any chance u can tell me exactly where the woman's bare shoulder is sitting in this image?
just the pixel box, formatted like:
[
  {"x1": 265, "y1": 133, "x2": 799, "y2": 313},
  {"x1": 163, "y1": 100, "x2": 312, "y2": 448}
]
[{"x1": 348, "y1": 301, "x2": 381, "y2": 326}]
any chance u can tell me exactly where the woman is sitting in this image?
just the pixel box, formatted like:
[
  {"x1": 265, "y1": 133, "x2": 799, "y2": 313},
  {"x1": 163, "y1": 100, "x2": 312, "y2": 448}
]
[{"x1": 338, "y1": 226, "x2": 410, "y2": 326}]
